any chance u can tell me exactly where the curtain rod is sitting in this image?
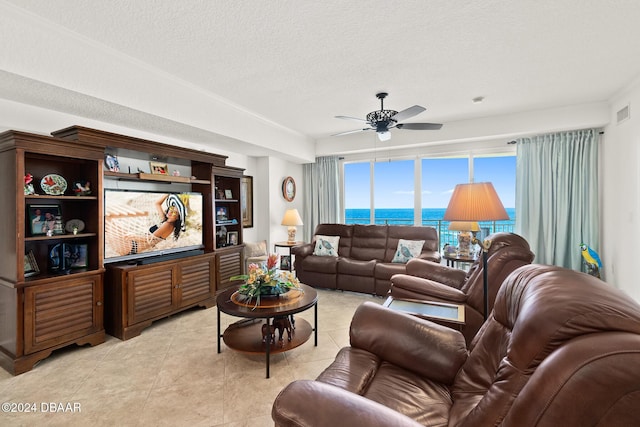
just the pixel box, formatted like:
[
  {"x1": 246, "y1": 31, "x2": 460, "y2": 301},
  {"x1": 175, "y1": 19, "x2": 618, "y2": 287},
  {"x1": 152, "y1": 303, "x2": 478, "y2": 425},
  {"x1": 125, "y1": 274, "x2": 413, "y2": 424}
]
[{"x1": 507, "y1": 130, "x2": 605, "y2": 144}]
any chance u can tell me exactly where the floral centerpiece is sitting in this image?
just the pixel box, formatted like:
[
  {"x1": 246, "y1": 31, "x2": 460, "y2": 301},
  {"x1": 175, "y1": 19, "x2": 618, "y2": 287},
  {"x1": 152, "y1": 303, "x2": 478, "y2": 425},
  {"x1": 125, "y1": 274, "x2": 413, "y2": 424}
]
[{"x1": 231, "y1": 254, "x2": 302, "y2": 307}]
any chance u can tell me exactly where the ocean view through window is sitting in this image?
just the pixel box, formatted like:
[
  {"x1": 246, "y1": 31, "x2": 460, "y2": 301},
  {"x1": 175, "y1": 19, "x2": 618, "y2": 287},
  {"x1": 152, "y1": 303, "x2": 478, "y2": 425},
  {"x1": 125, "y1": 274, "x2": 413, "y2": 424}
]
[{"x1": 343, "y1": 155, "x2": 516, "y2": 248}]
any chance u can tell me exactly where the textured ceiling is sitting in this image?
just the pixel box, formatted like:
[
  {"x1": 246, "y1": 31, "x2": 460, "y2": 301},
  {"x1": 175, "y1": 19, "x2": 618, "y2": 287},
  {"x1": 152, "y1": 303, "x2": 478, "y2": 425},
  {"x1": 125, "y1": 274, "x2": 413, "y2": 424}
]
[{"x1": 3, "y1": 0, "x2": 640, "y2": 159}]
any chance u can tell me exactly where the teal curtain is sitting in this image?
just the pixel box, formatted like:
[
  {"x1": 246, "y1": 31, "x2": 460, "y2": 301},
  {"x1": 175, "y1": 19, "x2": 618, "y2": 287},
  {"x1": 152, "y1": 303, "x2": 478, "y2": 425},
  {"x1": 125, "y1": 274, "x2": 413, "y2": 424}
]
[
  {"x1": 515, "y1": 129, "x2": 600, "y2": 271},
  {"x1": 302, "y1": 156, "x2": 340, "y2": 240}
]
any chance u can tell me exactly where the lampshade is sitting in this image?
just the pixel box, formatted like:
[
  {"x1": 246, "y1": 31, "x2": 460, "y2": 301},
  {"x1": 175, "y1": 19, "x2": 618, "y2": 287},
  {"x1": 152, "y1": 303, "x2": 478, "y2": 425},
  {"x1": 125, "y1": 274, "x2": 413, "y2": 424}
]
[
  {"x1": 281, "y1": 209, "x2": 303, "y2": 226},
  {"x1": 448, "y1": 221, "x2": 481, "y2": 232},
  {"x1": 443, "y1": 182, "x2": 509, "y2": 222}
]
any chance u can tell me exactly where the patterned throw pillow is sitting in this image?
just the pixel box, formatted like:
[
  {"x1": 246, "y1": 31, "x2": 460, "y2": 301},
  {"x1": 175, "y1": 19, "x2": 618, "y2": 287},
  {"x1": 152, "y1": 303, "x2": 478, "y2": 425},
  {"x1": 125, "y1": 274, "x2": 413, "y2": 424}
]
[
  {"x1": 391, "y1": 239, "x2": 425, "y2": 263},
  {"x1": 313, "y1": 235, "x2": 340, "y2": 257}
]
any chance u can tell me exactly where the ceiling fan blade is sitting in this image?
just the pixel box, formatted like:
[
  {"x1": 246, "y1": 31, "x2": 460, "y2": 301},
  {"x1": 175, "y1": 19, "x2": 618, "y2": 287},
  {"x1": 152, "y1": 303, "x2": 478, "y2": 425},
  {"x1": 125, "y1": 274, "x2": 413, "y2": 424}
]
[
  {"x1": 396, "y1": 122, "x2": 443, "y2": 130},
  {"x1": 391, "y1": 105, "x2": 426, "y2": 122},
  {"x1": 332, "y1": 128, "x2": 372, "y2": 137},
  {"x1": 377, "y1": 131, "x2": 391, "y2": 141},
  {"x1": 335, "y1": 115, "x2": 370, "y2": 123}
]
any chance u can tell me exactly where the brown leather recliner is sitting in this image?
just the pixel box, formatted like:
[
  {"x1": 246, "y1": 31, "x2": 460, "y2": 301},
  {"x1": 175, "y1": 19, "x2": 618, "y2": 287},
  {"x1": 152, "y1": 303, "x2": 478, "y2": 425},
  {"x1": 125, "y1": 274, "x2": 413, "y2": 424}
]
[
  {"x1": 390, "y1": 232, "x2": 534, "y2": 344},
  {"x1": 272, "y1": 264, "x2": 640, "y2": 426}
]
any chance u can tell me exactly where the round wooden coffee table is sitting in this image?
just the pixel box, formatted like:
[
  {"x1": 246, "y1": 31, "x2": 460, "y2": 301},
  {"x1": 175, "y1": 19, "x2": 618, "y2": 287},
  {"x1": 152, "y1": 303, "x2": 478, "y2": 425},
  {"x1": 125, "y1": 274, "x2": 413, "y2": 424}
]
[{"x1": 216, "y1": 283, "x2": 318, "y2": 378}]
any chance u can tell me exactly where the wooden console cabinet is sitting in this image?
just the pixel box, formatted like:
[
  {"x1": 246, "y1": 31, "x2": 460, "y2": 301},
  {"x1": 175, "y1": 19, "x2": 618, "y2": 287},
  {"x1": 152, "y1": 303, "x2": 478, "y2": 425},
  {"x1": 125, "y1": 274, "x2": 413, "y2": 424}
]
[{"x1": 104, "y1": 253, "x2": 216, "y2": 339}]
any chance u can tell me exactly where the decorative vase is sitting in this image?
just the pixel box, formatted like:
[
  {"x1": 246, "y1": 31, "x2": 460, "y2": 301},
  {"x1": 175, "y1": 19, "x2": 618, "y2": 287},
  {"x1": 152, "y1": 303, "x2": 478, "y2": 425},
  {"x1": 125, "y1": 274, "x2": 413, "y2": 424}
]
[{"x1": 259, "y1": 285, "x2": 286, "y2": 297}]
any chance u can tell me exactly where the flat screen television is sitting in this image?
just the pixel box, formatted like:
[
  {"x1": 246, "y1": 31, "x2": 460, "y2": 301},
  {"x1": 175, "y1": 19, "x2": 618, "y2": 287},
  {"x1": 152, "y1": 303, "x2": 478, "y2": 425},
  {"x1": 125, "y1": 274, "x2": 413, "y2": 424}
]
[{"x1": 104, "y1": 189, "x2": 204, "y2": 264}]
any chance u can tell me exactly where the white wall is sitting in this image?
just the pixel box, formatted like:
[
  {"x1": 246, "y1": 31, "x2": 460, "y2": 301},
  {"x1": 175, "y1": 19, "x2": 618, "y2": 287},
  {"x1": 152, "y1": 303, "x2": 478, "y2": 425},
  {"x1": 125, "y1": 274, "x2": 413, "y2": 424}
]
[
  {"x1": 265, "y1": 157, "x2": 304, "y2": 251},
  {"x1": 602, "y1": 78, "x2": 640, "y2": 301}
]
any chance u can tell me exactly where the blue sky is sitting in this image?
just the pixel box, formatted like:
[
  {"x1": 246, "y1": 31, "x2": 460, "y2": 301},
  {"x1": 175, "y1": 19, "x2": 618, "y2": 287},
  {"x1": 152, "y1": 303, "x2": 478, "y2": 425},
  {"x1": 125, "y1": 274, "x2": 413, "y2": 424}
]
[{"x1": 344, "y1": 156, "x2": 516, "y2": 209}]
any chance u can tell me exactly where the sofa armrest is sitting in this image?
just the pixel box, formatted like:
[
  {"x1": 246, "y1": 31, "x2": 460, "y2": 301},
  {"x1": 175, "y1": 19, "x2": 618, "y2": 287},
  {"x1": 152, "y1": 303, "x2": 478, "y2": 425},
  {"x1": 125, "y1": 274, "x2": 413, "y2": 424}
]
[
  {"x1": 272, "y1": 380, "x2": 423, "y2": 427},
  {"x1": 390, "y1": 274, "x2": 468, "y2": 303},
  {"x1": 350, "y1": 302, "x2": 468, "y2": 383},
  {"x1": 418, "y1": 250, "x2": 441, "y2": 263},
  {"x1": 405, "y1": 258, "x2": 467, "y2": 288},
  {"x1": 291, "y1": 243, "x2": 313, "y2": 258}
]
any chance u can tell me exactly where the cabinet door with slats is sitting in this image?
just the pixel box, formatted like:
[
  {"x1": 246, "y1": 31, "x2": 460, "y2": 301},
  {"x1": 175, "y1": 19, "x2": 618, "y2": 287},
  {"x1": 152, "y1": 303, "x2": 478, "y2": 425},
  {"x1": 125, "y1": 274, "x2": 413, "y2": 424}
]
[
  {"x1": 127, "y1": 264, "x2": 175, "y2": 325},
  {"x1": 178, "y1": 257, "x2": 214, "y2": 308},
  {"x1": 24, "y1": 274, "x2": 102, "y2": 354},
  {"x1": 217, "y1": 247, "x2": 242, "y2": 291}
]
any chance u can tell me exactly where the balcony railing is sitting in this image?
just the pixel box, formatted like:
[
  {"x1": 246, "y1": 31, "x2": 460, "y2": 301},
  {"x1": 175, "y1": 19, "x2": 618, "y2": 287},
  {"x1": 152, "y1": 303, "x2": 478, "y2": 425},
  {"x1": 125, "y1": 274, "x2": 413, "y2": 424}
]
[
  {"x1": 423, "y1": 220, "x2": 515, "y2": 250},
  {"x1": 345, "y1": 216, "x2": 516, "y2": 250}
]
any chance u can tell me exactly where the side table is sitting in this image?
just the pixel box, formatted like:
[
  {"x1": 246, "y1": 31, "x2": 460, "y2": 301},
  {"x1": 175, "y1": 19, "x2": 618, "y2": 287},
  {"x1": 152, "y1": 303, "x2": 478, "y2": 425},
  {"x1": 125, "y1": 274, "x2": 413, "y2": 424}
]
[
  {"x1": 443, "y1": 253, "x2": 476, "y2": 269},
  {"x1": 382, "y1": 296, "x2": 465, "y2": 331},
  {"x1": 274, "y1": 241, "x2": 304, "y2": 271}
]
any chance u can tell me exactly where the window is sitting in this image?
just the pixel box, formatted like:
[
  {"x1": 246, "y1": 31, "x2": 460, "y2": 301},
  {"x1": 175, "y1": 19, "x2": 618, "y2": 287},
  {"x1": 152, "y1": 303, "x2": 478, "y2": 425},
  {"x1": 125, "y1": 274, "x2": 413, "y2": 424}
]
[
  {"x1": 421, "y1": 157, "x2": 468, "y2": 216},
  {"x1": 374, "y1": 160, "x2": 414, "y2": 225},
  {"x1": 473, "y1": 156, "x2": 516, "y2": 213},
  {"x1": 343, "y1": 155, "x2": 516, "y2": 237},
  {"x1": 344, "y1": 162, "x2": 371, "y2": 224}
]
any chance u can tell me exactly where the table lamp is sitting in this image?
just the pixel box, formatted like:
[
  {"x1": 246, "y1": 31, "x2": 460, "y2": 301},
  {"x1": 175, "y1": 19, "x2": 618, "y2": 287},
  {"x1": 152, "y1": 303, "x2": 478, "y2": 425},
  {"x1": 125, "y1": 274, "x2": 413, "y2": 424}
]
[
  {"x1": 443, "y1": 182, "x2": 509, "y2": 319},
  {"x1": 281, "y1": 209, "x2": 303, "y2": 243},
  {"x1": 448, "y1": 221, "x2": 480, "y2": 257}
]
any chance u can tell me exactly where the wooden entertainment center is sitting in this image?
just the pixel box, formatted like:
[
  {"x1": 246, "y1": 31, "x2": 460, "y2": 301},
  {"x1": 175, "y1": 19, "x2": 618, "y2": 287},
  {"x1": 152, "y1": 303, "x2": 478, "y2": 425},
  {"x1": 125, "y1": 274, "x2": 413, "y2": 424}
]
[{"x1": 0, "y1": 126, "x2": 245, "y2": 374}]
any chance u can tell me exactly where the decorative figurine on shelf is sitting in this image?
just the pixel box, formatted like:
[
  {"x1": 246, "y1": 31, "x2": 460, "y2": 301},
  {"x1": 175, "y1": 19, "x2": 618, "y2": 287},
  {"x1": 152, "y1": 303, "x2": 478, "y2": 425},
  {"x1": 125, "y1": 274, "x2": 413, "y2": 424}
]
[
  {"x1": 580, "y1": 243, "x2": 602, "y2": 279},
  {"x1": 105, "y1": 154, "x2": 120, "y2": 172},
  {"x1": 24, "y1": 173, "x2": 35, "y2": 195},
  {"x1": 73, "y1": 181, "x2": 91, "y2": 196},
  {"x1": 172, "y1": 170, "x2": 180, "y2": 176}
]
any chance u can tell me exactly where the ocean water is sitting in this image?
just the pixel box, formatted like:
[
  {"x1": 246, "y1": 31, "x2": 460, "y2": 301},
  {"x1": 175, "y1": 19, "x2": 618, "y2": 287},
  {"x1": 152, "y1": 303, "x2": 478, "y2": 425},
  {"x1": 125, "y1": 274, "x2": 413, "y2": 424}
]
[{"x1": 345, "y1": 208, "x2": 516, "y2": 225}]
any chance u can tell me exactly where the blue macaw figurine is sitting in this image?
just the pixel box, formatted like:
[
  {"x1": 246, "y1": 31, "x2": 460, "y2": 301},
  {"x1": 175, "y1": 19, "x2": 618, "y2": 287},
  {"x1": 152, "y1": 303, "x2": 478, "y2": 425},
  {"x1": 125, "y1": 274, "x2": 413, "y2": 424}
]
[{"x1": 580, "y1": 243, "x2": 602, "y2": 278}]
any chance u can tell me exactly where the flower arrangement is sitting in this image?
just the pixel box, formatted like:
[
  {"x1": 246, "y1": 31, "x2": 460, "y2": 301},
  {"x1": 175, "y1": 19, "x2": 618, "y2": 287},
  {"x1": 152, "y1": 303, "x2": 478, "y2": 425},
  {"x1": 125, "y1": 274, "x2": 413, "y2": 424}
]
[{"x1": 231, "y1": 254, "x2": 302, "y2": 306}]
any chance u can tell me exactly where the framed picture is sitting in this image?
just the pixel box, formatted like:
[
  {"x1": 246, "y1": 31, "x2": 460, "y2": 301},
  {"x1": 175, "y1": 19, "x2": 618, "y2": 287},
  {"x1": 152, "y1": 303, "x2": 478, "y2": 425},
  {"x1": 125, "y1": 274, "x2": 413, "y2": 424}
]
[
  {"x1": 24, "y1": 250, "x2": 40, "y2": 277},
  {"x1": 241, "y1": 175, "x2": 254, "y2": 228},
  {"x1": 225, "y1": 189, "x2": 233, "y2": 199},
  {"x1": 280, "y1": 255, "x2": 291, "y2": 271},
  {"x1": 149, "y1": 161, "x2": 168, "y2": 175},
  {"x1": 66, "y1": 243, "x2": 88, "y2": 269},
  {"x1": 28, "y1": 204, "x2": 62, "y2": 236},
  {"x1": 48, "y1": 243, "x2": 64, "y2": 272},
  {"x1": 216, "y1": 206, "x2": 228, "y2": 222},
  {"x1": 227, "y1": 231, "x2": 238, "y2": 246},
  {"x1": 48, "y1": 243, "x2": 88, "y2": 271}
]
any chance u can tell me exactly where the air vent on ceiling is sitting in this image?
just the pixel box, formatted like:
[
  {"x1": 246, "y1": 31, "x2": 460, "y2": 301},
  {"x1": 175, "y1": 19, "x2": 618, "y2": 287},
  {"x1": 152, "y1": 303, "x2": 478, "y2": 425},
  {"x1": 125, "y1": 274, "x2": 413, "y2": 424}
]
[{"x1": 616, "y1": 104, "x2": 630, "y2": 124}]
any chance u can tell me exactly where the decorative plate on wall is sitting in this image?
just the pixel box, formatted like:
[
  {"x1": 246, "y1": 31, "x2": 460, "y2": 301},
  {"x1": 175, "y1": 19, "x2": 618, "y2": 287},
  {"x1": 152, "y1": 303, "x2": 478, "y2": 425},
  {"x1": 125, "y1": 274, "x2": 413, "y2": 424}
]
[{"x1": 282, "y1": 176, "x2": 296, "y2": 202}]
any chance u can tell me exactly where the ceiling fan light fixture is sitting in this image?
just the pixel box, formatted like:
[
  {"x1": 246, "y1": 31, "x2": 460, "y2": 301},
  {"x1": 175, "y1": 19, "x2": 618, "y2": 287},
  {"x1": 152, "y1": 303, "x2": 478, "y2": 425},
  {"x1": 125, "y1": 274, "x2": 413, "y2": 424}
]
[{"x1": 377, "y1": 130, "x2": 391, "y2": 141}]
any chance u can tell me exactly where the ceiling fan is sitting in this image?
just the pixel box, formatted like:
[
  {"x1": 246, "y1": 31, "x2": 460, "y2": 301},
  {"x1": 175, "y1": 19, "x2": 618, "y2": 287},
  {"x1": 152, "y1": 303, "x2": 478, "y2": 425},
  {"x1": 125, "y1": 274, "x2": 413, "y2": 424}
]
[{"x1": 333, "y1": 92, "x2": 443, "y2": 141}]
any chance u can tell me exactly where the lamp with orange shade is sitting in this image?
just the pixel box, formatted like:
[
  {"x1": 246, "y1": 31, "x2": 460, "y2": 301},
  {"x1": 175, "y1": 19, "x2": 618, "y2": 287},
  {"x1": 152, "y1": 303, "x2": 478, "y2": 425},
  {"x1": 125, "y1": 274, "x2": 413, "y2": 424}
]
[{"x1": 443, "y1": 182, "x2": 509, "y2": 319}]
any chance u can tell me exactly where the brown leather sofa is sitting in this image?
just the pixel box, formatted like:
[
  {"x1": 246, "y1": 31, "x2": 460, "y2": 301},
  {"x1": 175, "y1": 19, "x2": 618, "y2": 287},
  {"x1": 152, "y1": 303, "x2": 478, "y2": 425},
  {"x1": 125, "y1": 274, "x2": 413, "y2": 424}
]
[
  {"x1": 272, "y1": 264, "x2": 640, "y2": 426},
  {"x1": 292, "y1": 223, "x2": 440, "y2": 295},
  {"x1": 390, "y1": 232, "x2": 534, "y2": 344}
]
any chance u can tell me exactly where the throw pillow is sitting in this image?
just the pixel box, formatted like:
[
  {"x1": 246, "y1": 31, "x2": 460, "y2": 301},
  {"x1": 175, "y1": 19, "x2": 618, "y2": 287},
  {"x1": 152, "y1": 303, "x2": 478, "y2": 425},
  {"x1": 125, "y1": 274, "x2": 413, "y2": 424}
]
[
  {"x1": 313, "y1": 235, "x2": 340, "y2": 257},
  {"x1": 245, "y1": 240, "x2": 267, "y2": 257},
  {"x1": 391, "y1": 239, "x2": 425, "y2": 264}
]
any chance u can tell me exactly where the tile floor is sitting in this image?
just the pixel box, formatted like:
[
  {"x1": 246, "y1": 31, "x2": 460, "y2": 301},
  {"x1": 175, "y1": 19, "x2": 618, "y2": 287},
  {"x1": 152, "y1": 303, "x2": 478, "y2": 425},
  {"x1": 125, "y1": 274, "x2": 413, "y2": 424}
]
[{"x1": 0, "y1": 289, "x2": 381, "y2": 426}]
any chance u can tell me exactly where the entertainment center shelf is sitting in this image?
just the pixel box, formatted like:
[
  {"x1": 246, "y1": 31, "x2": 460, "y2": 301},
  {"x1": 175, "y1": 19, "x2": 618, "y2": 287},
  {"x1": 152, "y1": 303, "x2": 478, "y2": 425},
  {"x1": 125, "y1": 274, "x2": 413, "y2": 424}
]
[
  {"x1": 104, "y1": 170, "x2": 211, "y2": 185},
  {"x1": 25, "y1": 233, "x2": 96, "y2": 242}
]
